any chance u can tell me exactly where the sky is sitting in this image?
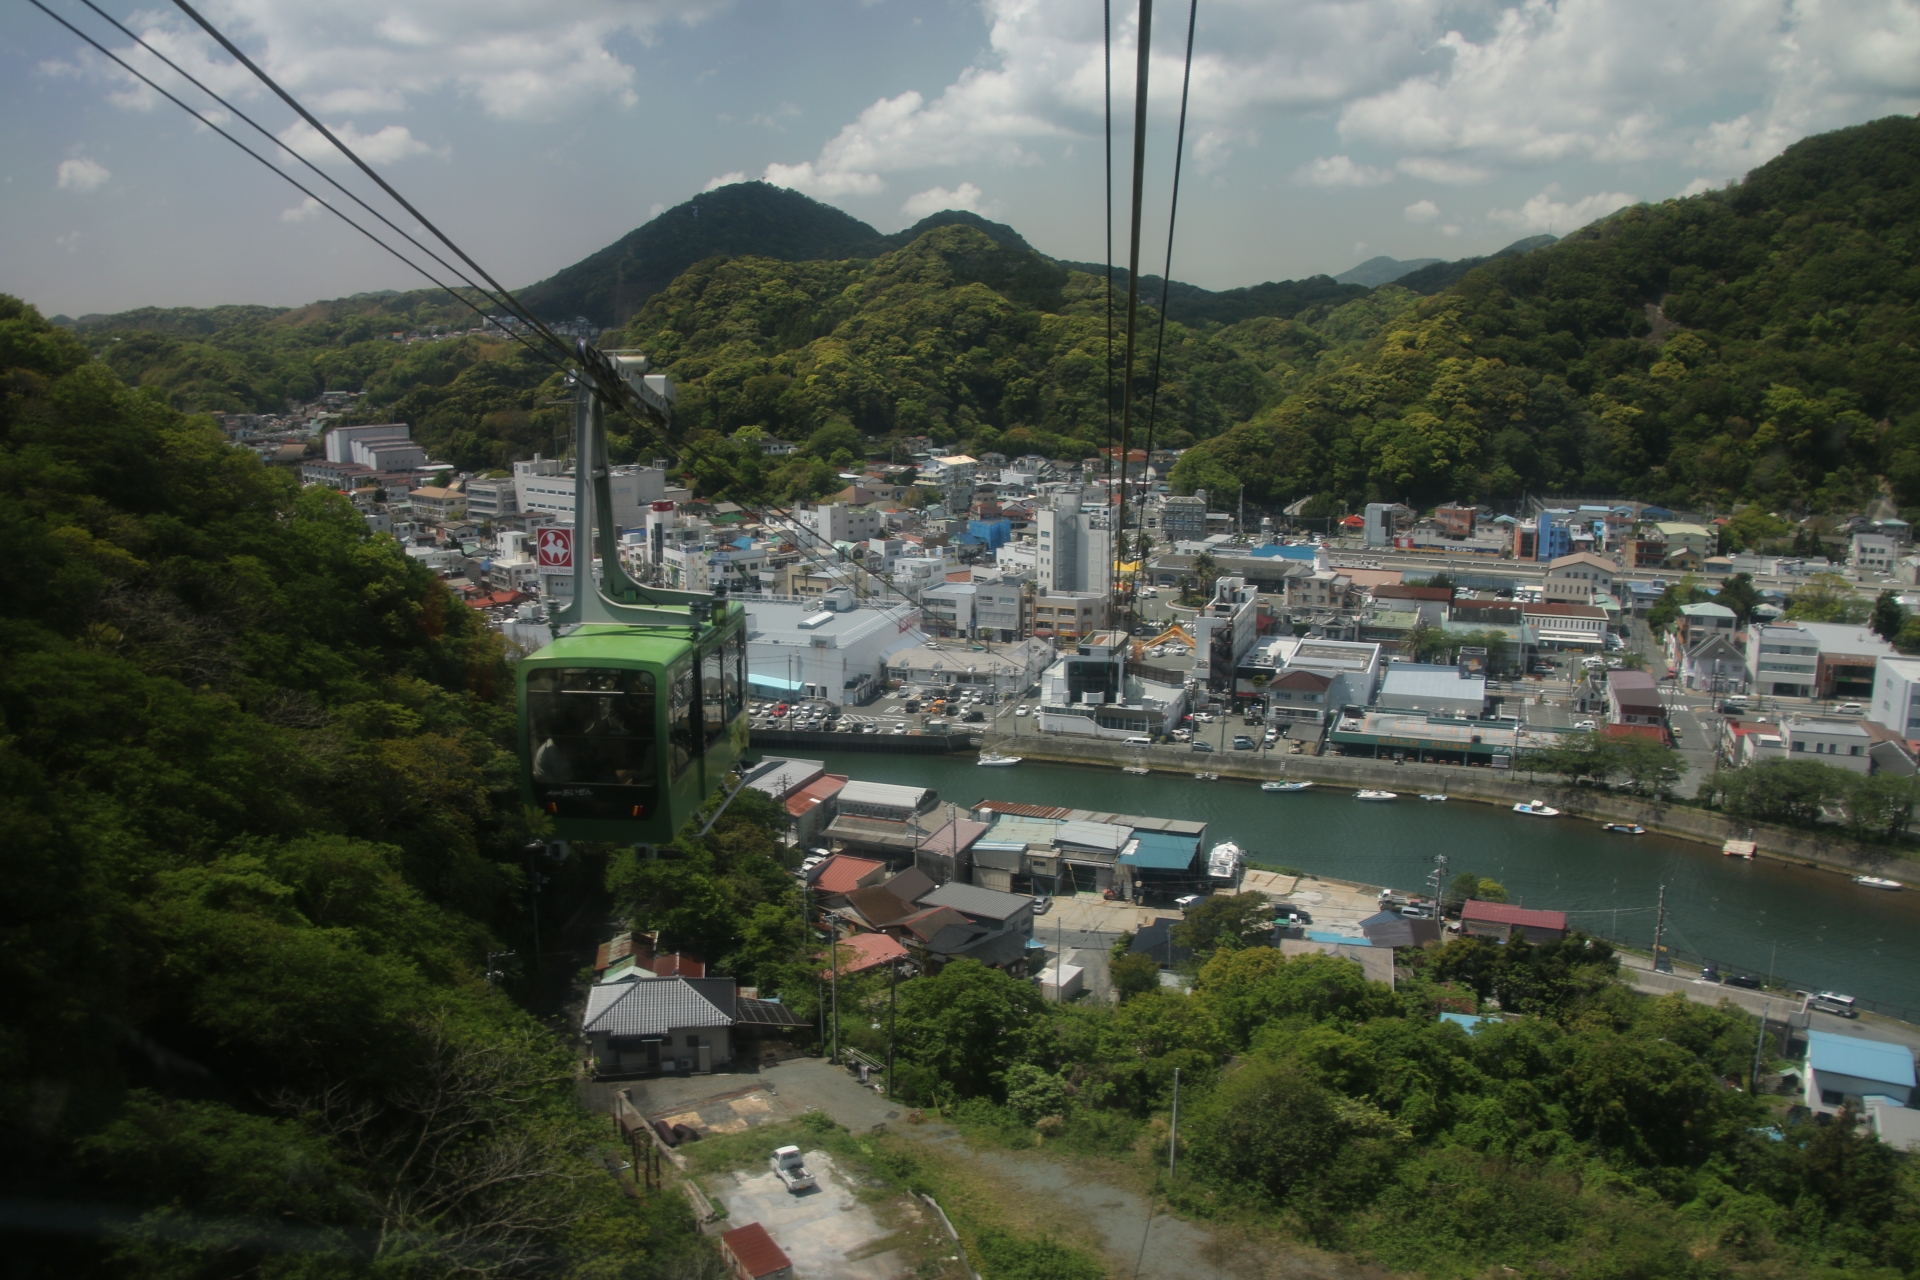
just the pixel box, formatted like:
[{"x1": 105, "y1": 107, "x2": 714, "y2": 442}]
[{"x1": 4, "y1": 0, "x2": 1918, "y2": 317}]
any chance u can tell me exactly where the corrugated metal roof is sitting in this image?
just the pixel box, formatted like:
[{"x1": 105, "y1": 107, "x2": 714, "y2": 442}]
[
  {"x1": 1119, "y1": 830, "x2": 1199, "y2": 870},
  {"x1": 916, "y1": 817, "x2": 989, "y2": 854},
  {"x1": 720, "y1": 1222, "x2": 791, "y2": 1279},
  {"x1": 583, "y1": 978, "x2": 732, "y2": 1037},
  {"x1": 986, "y1": 815, "x2": 1064, "y2": 846},
  {"x1": 975, "y1": 799, "x2": 1073, "y2": 818},
  {"x1": 919, "y1": 881, "x2": 1031, "y2": 920},
  {"x1": 839, "y1": 780, "x2": 930, "y2": 809},
  {"x1": 1055, "y1": 820, "x2": 1132, "y2": 852},
  {"x1": 1461, "y1": 900, "x2": 1568, "y2": 930},
  {"x1": 1808, "y1": 1030, "x2": 1915, "y2": 1086},
  {"x1": 812, "y1": 854, "x2": 884, "y2": 894}
]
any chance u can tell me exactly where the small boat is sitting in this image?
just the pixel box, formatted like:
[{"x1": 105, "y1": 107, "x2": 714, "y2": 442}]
[
  {"x1": 976, "y1": 751, "x2": 1021, "y2": 766},
  {"x1": 1512, "y1": 800, "x2": 1561, "y2": 817},
  {"x1": 1602, "y1": 822, "x2": 1646, "y2": 834},
  {"x1": 1855, "y1": 875, "x2": 1904, "y2": 890},
  {"x1": 1419, "y1": 793, "x2": 1449, "y2": 802},
  {"x1": 1262, "y1": 780, "x2": 1313, "y2": 792},
  {"x1": 1355, "y1": 789, "x2": 1397, "y2": 801},
  {"x1": 1194, "y1": 771, "x2": 1220, "y2": 781},
  {"x1": 1722, "y1": 839, "x2": 1756, "y2": 860},
  {"x1": 1121, "y1": 764, "x2": 1151, "y2": 776}
]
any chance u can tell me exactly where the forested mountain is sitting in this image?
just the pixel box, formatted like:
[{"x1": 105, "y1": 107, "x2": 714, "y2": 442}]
[
  {"x1": 1171, "y1": 116, "x2": 1920, "y2": 515},
  {"x1": 0, "y1": 295, "x2": 741, "y2": 1275},
  {"x1": 1389, "y1": 234, "x2": 1558, "y2": 294}
]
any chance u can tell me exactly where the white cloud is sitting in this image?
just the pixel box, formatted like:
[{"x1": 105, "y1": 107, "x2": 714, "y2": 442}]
[
  {"x1": 1353, "y1": 241, "x2": 1369, "y2": 257},
  {"x1": 902, "y1": 182, "x2": 990, "y2": 219},
  {"x1": 1403, "y1": 198, "x2": 1440, "y2": 223},
  {"x1": 1395, "y1": 156, "x2": 1493, "y2": 186},
  {"x1": 281, "y1": 196, "x2": 324, "y2": 222},
  {"x1": 1488, "y1": 186, "x2": 1639, "y2": 235},
  {"x1": 648, "y1": 201, "x2": 666, "y2": 217},
  {"x1": 1441, "y1": 223, "x2": 1462, "y2": 236},
  {"x1": 56, "y1": 157, "x2": 110, "y2": 192},
  {"x1": 65, "y1": 1, "x2": 729, "y2": 125},
  {"x1": 702, "y1": 171, "x2": 747, "y2": 192},
  {"x1": 1677, "y1": 176, "x2": 1721, "y2": 197},
  {"x1": 275, "y1": 120, "x2": 437, "y2": 166},
  {"x1": 1294, "y1": 155, "x2": 1393, "y2": 188},
  {"x1": 761, "y1": 160, "x2": 884, "y2": 197}
]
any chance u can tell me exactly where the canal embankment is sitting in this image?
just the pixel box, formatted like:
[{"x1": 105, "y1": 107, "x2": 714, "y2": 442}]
[{"x1": 980, "y1": 731, "x2": 1918, "y2": 885}]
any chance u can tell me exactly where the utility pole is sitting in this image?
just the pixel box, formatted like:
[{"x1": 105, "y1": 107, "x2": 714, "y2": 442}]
[
  {"x1": 1752, "y1": 1000, "x2": 1770, "y2": 1094},
  {"x1": 1168, "y1": 1067, "x2": 1181, "y2": 1180},
  {"x1": 828, "y1": 910, "x2": 841, "y2": 1064},
  {"x1": 1651, "y1": 882, "x2": 1669, "y2": 973},
  {"x1": 886, "y1": 957, "x2": 899, "y2": 1099}
]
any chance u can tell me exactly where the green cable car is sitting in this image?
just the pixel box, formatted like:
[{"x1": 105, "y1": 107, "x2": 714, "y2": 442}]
[{"x1": 516, "y1": 356, "x2": 749, "y2": 843}]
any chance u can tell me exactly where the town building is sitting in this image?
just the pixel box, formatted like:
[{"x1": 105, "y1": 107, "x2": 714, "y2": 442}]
[
  {"x1": 1374, "y1": 661, "x2": 1488, "y2": 718},
  {"x1": 1606, "y1": 669, "x2": 1666, "y2": 731},
  {"x1": 1036, "y1": 491, "x2": 1112, "y2": 597},
  {"x1": 883, "y1": 638, "x2": 1054, "y2": 697},
  {"x1": 1542, "y1": 552, "x2": 1618, "y2": 605},
  {"x1": 1460, "y1": 901, "x2": 1568, "y2": 944},
  {"x1": 1870, "y1": 655, "x2": 1920, "y2": 741},
  {"x1": 1748, "y1": 621, "x2": 1890, "y2": 700},
  {"x1": 1805, "y1": 1029, "x2": 1914, "y2": 1115},
  {"x1": 1142, "y1": 494, "x2": 1206, "y2": 545},
  {"x1": 1035, "y1": 631, "x2": 1189, "y2": 739},
  {"x1": 580, "y1": 976, "x2": 805, "y2": 1075},
  {"x1": 1852, "y1": 532, "x2": 1897, "y2": 576},
  {"x1": 809, "y1": 502, "x2": 885, "y2": 544},
  {"x1": 1032, "y1": 589, "x2": 1107, "y2": 641},
  {"x1": 513, "y1": 455, "x2": 669, "y2": 531},
  {"x1": 1521, "y1": 601, "x2": 1610, "y2": 650},
  {"x1": 1779, "y1": 716, "x2": 1873, "y2": 772},
  {"x1": 406, "y1": 486, "x2": 467, "y2": 521},
  {"x1": 324, "y1": 422, "x2": 411, "y2": 464},
  {"x1": 743, "y1": 595, "x2": 927, "y2": 705},
  {"x1": 719, "y1": 1223, "x2": 793, "y2": 1280},
  {"x1": 1653, "y1": 521, "x2": 1716, "y2": 559}
]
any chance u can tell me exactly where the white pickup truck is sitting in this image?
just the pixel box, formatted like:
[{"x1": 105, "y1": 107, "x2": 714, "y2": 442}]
[{"x1": 770, "y1": 1145, "x2": 816, "y2": 1193}]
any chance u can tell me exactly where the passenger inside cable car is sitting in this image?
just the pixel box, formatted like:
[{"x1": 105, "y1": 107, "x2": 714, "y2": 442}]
[{"x1": 527, "y1": 668, "x2": 659, "y2": 810}]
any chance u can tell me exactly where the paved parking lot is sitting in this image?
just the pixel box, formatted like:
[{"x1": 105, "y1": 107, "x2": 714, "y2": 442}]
[{"x1": 713, "y1": 1152, "x2": 911, "y2": 1280}]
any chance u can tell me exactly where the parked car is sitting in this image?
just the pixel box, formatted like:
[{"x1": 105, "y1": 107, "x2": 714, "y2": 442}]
[
  {"x1": 1809, "y1": 991, "x2": 1859, "y2": 1017},
  {"x1": 1174, "y1": 894, "x2": 1204, "y2": 910},
  {"x1": 1837, "y1": 701, "x2": 1865, "y2": 714},
  {"x1": 1699, "y1": 964, "x2": 1723, "y2": 983},
  {"x1": 1190, "y1": 740, "x2": 1215, "y2": 752},
  {"x1": 1574, "y1": 719, "x2": 1597, "y2": 730},
  {"x1": 1725, "y1": 972, "x2": 1763, "y2": 990},
  {"x1": 1399, "y1": 904, "x2": 1435, "y2": 919},
  {"x1": 1032, "y1": 895, "x2": 1051, "y2": 915},
  {"x1": 1232, "y1": 735, "x2": 1257, "y2": 750},
  {"x1": 1015, "y1": 706, "x2": 1030, "y2": 717}
]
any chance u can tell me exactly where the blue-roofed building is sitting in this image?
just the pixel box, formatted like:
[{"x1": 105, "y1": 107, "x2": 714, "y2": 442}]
[
  {"x1": 968, "y1": 518, "x2": 1011, "y2": 552},
  {"x1": 1305, "y1": 930, "x2": 1371, "y2": 945},
  {"x1": 1806, "y1": 1029, "x2": 1915, "y2": 1113},
  {"x1": 1118, "y1": 829, "x2": 1202, "y2": 903},
  {"x1": 1439, "y1": 1012, "x2": 1494, "y2": 1033}
]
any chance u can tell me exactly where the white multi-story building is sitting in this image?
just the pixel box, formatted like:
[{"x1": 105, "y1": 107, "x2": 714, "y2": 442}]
[
  {"x1": 1779, "y1": 716, "x2": 1873, "y2": 772},
  {"x1": 513, "y1": 456, "x2": 667, "y2": 532},
  {"x1": 1749, "y1": 621, "x2": 1890, "y2": 700},
  {"x1": 1852, "y1": 532, "x2": 1897, "y2": 575},
  {"x1": 324, "y1": 422, "x2": 409, "y2": 464},
  {"x1": 1037, "y1": 491, "x2": 1112, "y2": 597},
  {"x1": 810, "y1": 502, "x2": 884, "y2": 544},
  {"x1": 1870, "y1": 655, "x2": 1920, "y2": 741},
  {"x1": 1142, "y1": 494, "x2": 1206, "y2": 546}
]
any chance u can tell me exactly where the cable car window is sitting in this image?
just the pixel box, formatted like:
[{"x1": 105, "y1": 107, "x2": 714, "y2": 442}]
[
  {"x1": 702, "y1": 642, "x2": 727, "y2": 746},
  {"x1": 669, "y1": 660, "x2": 695, "y2": 778},
  {"x1": 723, "y1": 630, "x2": 745, "y2": 726},
  {"x1": 526, "y1": 668, "x2": 657, "y2": 798}
]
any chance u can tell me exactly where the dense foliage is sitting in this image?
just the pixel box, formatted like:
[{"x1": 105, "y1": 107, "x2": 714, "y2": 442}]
[
  {"x1": 0, "y1": 296, "x2": 697, "y2": 1277},
  {"x1": 857, "y1": 938, "x2": 1920, "y2": 1279},
  {"x1": 1171, "y1": 116, "x2": 1920, "y2": 515}
]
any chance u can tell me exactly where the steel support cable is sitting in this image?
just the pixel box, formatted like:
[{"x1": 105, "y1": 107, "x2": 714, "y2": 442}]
[
  {"x1": 26, "y1": 0, "x2": 570, "y2": 378},
  {"x1": 1103, "y1": 0, "x2": 1116, "y2": 502},
  {"x1": 1137, "y1": 0, "x2": 1197, "y2": 516},
  {"x1": 167, "y1": 0, "x2": 576, "y2": 371},
  {"x1": 1112, "y1": 0, "x2": 1154, "y2": 626},
  {"x1": 75, "y1": 0, "x2": 533, "y2": 336}
]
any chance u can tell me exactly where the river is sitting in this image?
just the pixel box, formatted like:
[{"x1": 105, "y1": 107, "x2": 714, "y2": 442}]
[{"x1": 812, "y1": 750, "x2": 1920, "y2": 1019}]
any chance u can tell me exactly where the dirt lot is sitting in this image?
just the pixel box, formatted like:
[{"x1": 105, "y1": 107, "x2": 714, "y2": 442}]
[{"x1": 710, "y1": 1149, "x2": 923, "y2": 1280}]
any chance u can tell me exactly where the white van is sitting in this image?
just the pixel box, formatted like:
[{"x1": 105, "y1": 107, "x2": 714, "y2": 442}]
[
  {"x1": 1808, "y1": 991, "x2": 1858, "y2": 1018},
  {"x1": 1124, "y1": 735, "x2": 1153, "y2": 746}
]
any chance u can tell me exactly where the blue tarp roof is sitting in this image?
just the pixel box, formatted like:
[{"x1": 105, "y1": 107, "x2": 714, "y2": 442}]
[
  {"x1": 1305, "y1": 931, "x2": 1371, "y2": 945},
  {"x1": 1808, "y1": 1030, "x2": 1915, "y2": 1086},
  {"x1": 1242, "y1": 543, "x2": 1317, "y2": 560},
  {"x1": 1440, "y1": 1012, "x2": 1493, "y2": 1033},
  {"x1": 1119, "y1": 829, "x2": 1200, "y2": 870},
  {"x1": 731, "y1": 535, "x2": 753, "y2": 549},
  {"x1": 747, "y1": 673, "x2": 807, "y2": 692}
]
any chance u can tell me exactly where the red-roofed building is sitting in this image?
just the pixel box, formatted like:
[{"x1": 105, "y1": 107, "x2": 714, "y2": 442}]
[
  {"x1": 809, "y1": 853, "x2": 886, "y2": 902},
  {"x1": 1460, "y1": 900, "x2": 1568, "y2": 944},
  {"x1": 719, "y1": 1222, "x2": 792, "y2": 1280},
  {"x1": 784, "y1": 774, "x2": 847, "y2": 848},
  {"x1": 821, "y1": 930, "x2": 910, "y2": 978},
  {"x1": 1601, "y1": 722, "x2": 1670, "y2": 746}
]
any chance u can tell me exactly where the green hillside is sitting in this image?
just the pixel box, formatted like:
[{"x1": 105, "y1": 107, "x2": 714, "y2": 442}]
[
  {"x1": 1171, "y1": 116, "x2": 1920, "y2": 515},
  {"x1": 1389, "y1": 234, "x2": 1559, "y2": 294}
]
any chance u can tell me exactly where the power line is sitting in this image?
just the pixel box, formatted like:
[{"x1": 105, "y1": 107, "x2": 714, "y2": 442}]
[
  {"x1": 75, "y1": 0, "x2": 537, "y2": 336},
  {"x1": 1137, "y1": 0, "x2": 1197, "y2": 519},
  {"x1": 1111, "y1": 0, "x2": 1154, "y2": 621},
  {"x1": 26, "y1": 0, "x2": 568, "y2": 378},
  {"x1": 166, "y1": 0, "x2": 575, "y2": 369},
  {"x1": 1103, "y1": 0, "x2": 1116, "y2": 507}
]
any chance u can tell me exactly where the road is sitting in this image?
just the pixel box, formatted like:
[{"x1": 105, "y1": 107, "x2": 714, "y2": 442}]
[{"x1": 1620, "y1": 954, "x2": 1920, "y2": 1057}]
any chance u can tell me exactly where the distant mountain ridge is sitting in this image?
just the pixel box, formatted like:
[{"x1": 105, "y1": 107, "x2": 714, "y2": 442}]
[
  {"x1": 1335, "y1": 255, "x2": 1441, "y2": 287},
  {"x1": 1390, "y1": 235, "x2": 1559, "y2": 294}
]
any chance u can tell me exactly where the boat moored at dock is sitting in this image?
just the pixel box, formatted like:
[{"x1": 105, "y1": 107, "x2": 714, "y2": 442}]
[
  {"x1": 1262, "y1": 780, "x2": 1313, "y2": 792},
  {"x1": 1513, "y1": 800, "x2": 1561, "y2": 817},
  {"x1": 1355, "y1": 789, "x2": 1397, "y2": 801}
]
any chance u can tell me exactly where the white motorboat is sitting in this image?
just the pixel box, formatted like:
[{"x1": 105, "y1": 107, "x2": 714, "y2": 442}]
[
  {"x1": 1355, "y1": 789, "x2": 1397, "y2": 801},
  {"x1": 1262, "y1": 780, "x2": 1313, "y2": 792},
  {"x1": 976, "y1": 752, "x2": 1022, "y2": 766},
  {"x1": 1419, "y1": 793, "x2": 1449, "y2": 802},
  {"x1": 1513, "y1": 800, "x2": 1561, "y2": 817},
  {"x1": 1194, "y1": 771, "x2": 1221, "y2": 781},
  {"x1": 1121, "y1": 764, "x2": 1151, "y2": 775},
  {"x1": 1855, "y1": 875, "x2": 1904, "y2": 890},
  {"x1": 1602, "y1": 822, "x2": 1646, "y2": 834}
]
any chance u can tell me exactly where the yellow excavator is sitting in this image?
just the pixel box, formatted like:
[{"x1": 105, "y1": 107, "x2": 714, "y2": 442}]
[{"x1": 1133, "y1": 623, "x2": 1195, "y2": 663}]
